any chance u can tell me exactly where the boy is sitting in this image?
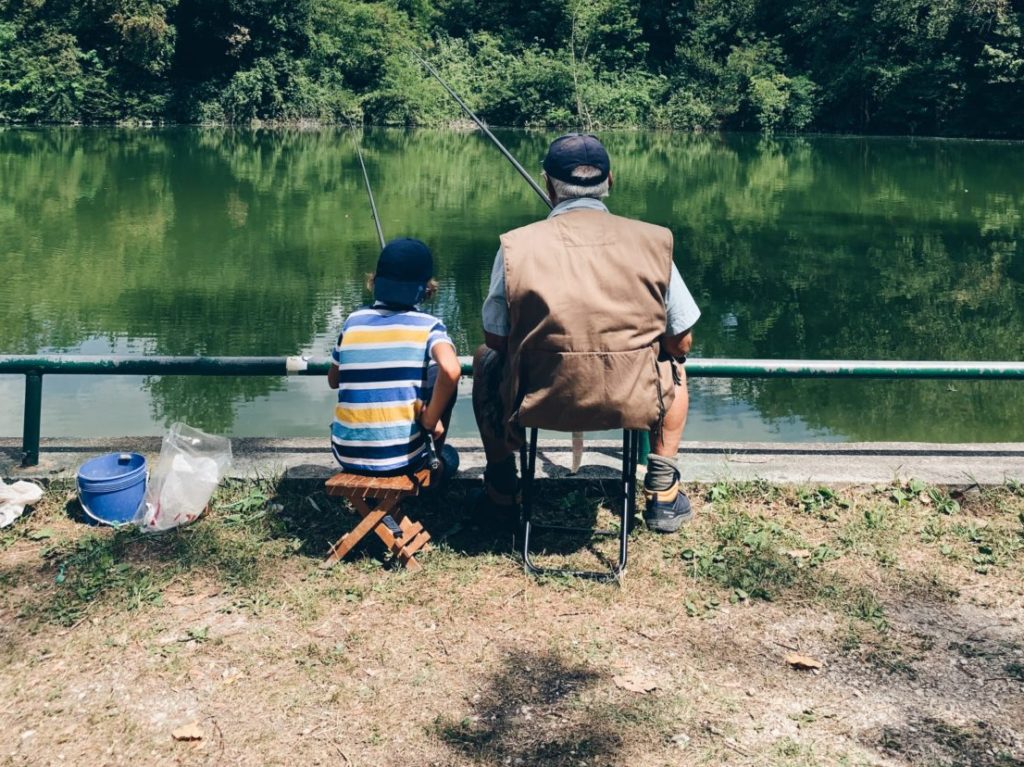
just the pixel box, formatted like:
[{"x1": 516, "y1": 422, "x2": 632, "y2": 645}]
[{"x1": 328, "y1": 238, "x2": 461, "y2": 501}]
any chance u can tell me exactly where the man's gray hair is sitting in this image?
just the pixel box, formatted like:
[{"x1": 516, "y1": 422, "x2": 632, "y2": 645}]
[{"x1": 547, "y1": 164, "x2": 610, "y2": 201}]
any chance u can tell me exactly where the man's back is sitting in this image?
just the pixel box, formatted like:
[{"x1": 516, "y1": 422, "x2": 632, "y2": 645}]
[{"x1": 499, "y1": 208, "x2": 677, "y2": 432}]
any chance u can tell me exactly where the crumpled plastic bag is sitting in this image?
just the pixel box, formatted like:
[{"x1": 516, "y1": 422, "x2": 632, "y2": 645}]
[
  {"x1": 0, "y1": 478, "x2": 44, "y2": 528},
  {"x1": 135, "y1": 422, "x2": 232, "y2": 532}
]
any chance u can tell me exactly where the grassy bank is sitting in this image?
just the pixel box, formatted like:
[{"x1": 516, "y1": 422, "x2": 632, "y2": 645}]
[{"x1": 2, "y1": 477, "x2": 1023, "y2": 765}]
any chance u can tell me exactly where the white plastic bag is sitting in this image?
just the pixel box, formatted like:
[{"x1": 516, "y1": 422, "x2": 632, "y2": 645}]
[
  {"x1": 0, "y1": 478, "x2": 44, "y2": 528},
  {"x1": 137, "y1": 422, "x2": 232, "y2": 532}
]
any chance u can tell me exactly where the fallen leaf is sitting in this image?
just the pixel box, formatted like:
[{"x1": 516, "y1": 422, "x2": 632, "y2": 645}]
[
  {"x1": 172, "y1": 722, "x2": 204, "y2": 741},
  {"x1": 786, "y1": 549, "x2": 811, "y2": 559},
  {"x1": 613, "y1": 672, "x2": 658, "y2": 693},
  {"x1": 918, "y1": 492, "x2": 932, "y2": 505},
  {"x1": 785, "y1": 653, "x2": 823, "y2": 671}
]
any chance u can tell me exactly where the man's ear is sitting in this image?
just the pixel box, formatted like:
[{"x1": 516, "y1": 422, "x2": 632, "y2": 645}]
[
  {"x1": 545, "y1": 175, "x2": 557, "y2": 205},
  {"x1": 607, "y1": 171, "x2": 614, "y2": 191}
]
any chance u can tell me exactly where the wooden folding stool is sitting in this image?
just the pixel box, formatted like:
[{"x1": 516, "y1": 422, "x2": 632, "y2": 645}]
[{"x1": 321, "y1": 469, "x2": 432, "y2": 571}]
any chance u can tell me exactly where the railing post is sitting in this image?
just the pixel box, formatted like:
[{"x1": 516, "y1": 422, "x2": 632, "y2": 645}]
[
  {"x1": 639, "y1": 432, "x2": 650, "y2": 466},
  {"x1": 21, "y1": 372, "x2": 42, "y2": 467}
]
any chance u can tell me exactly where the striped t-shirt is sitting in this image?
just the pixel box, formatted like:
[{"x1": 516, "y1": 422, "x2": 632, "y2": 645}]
[{"x1": 331, "y1": 305, "x2": 454, "y2": 474}]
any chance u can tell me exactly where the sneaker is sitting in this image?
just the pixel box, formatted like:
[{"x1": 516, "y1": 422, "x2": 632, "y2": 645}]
[
  {"x1": 435, "y1": 444, "x2": 460, "y2": 485},
  {"x1": 643, "y1": 482, "x2": 693, "y2": 533}
]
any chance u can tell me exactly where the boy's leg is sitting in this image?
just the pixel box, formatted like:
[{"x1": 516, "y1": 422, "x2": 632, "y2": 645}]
[
  {"x1": 471, "y1": 345, "x2": 521, "y2": 503},
  {"x1": 643, "y1": 367, "x2": 692, "y2": 533}
]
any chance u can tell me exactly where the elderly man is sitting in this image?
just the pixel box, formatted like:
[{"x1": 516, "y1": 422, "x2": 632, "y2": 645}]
[{"x1": 472, "y1": 133, "x2": 700, "y2": 533}]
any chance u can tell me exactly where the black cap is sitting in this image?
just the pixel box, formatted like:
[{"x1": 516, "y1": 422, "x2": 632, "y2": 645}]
[
  {"x1": 373, "y1": 238, "x2": 433, "y2": 307},
  {"x1": 542, "y1": 133, "x2": 610, "y2": 186}
]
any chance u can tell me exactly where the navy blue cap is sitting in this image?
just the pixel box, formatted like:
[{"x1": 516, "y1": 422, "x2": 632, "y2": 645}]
[
  {"x1": 373, "y1": 238, "x2": 433, "y2": 307},
  {"x1": 542, "y1": 133, "x2": 610, "y2": 186}
]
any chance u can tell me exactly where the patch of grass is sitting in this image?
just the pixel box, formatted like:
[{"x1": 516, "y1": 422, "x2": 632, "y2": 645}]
[
  {"x1": 707, "y1": 478, "x2": 779, "y2": 505},
  {"x1": 681, "y1": 506, "x2": 812, "y2": 602},
  {"x1": 796, "y1": 486, "x2": 849, "y2": 522},
  {"x1": 17, "y1": 478, "x2": 308, "y2": 627},
  {"x1": 40, "y1": 530, "x2": 164, "y2": 626},
  {"x1": 772, "y1": 736, "x2": 821, "y2": 765}
]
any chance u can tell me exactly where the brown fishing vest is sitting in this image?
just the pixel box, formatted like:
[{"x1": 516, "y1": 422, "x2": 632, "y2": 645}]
[{"x1": 500, "y1": 207, "x2": 677, "y2": 433}]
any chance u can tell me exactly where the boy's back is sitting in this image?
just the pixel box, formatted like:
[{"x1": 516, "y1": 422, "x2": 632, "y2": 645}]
[{"x1": 331, "y1": 305, "x2": 452, "y2": 475}]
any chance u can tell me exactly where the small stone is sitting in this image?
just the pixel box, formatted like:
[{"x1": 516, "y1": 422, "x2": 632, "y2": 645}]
[{"x1": 671, "y1": 733, "x2": 691, "y2": 749}]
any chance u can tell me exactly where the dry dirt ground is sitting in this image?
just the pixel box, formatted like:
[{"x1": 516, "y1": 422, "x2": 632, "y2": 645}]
[{"x1": 1, "y1": 476, "x2": 1023, "y2": 767}]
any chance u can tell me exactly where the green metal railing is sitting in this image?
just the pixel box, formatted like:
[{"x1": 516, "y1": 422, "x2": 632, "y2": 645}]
[{"x1": 4, "y1": 354, "x2": 1024, "y2": 467}]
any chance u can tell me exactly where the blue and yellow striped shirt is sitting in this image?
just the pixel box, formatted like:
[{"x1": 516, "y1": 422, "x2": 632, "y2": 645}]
[{"x1": 331, "y1": 306, "x2": 453, "y2": 474}]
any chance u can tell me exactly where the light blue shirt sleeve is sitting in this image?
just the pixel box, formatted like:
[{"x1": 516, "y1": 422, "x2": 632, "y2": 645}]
[
  {"x1": 481, "y1": 247, "x2": 510, "y2": 336},
  {"x1": 665, "y1": 264, "x2": 701, "y2": 336}
]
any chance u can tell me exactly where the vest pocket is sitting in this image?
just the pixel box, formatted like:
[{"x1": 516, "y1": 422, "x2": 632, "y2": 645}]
[{"x1": 513, "y1": 346, "x2": 663, "y2": 432}]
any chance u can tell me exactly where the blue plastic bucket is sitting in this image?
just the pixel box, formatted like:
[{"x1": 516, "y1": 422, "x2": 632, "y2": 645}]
[{"x1": 77, "y1": 452, "x2": 147, "y2": 526}]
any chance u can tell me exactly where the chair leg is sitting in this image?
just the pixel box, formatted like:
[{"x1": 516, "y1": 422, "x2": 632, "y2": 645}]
[
  {"x1": 521, "y1": 428, "x2": 636, "y2": 582},
  {"x1": 521, "y1": 428, "x2": 539, "y2": 574},
  {"x1": 321, "y1": 499, "x2": 389, "y2": 569}
]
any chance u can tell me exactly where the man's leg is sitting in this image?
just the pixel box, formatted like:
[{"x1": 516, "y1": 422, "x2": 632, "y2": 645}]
[
  {"x1": 643, "y1": 367, "x2": 692, "y2": 532},
  {"x1": 471, "y1": 345, "x2": 521, "y2": 504}
]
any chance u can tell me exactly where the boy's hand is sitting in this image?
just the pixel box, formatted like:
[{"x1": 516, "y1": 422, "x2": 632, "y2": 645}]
[{"x1": 420, "y1": 414, "x2": 445, "y2": 440}]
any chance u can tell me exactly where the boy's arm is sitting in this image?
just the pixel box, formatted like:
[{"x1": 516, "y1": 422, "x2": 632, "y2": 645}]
[
  {"x1": 420, "y1": 342, "x2": 461, "y2": 438},
  {"x1": 327, "y1": 331, "x2": 342, "y2": 389}
]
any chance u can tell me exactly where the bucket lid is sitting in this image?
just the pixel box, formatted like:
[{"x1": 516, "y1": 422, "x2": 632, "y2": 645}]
[{"x1": 77, "y1": 452, "x2": 147, "y2": 485}]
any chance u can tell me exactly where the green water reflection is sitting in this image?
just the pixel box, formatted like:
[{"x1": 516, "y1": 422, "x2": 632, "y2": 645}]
[{"x1": 1, "y1": 128, "x2": 1022, "y2": 442}]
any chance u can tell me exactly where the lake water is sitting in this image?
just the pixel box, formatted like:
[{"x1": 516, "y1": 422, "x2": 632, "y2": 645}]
[{"x1": 1, "y1": 128, "x2": 1022, "y2": 443}]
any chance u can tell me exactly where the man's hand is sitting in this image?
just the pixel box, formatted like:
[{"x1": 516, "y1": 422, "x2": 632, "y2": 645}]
[{"x1": 661, "y1": 329, "x2": 693, "y2": 359}]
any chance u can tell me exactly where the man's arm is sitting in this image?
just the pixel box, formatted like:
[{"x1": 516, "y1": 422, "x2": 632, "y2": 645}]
[
  {"x1": 481, "y1": 248, "x2": 510, "y2": 354},
  {"x1": 661, "y1": 328, "x2": 693, "y2": 359},
  {"x1": 663, "y1": 264, "x2": 700, "y2": 358},
  {"x1": 484, "y1": 332, "x2": 508, "y2": 355}
]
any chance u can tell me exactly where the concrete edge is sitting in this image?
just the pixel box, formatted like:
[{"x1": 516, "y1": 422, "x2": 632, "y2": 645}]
[{"x1": 3, "y1": 437, "x2": 1024, "y2": 486}]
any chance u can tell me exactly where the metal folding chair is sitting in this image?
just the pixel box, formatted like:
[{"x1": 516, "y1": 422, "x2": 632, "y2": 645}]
[{"x1": 520, "y1": 429, "x2": 641, "y2": 582}]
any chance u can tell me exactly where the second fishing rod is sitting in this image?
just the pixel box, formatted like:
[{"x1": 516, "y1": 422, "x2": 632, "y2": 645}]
[{"x1": 410, "y1": 49, "x2": 553, "y2": 213}]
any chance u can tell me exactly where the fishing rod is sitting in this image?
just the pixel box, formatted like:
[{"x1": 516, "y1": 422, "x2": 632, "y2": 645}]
[
  {"x1": 409, "y1": 49, "x2": 552, "y2": 210},
  {"x1": 351, "y1": 129, "x2": 441, "y2": 472},
  {"x1": 352, "y1": 135, "x2": 386, "y2": 249}
]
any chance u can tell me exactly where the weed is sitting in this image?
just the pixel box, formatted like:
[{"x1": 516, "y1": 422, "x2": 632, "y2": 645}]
[
  {"x1": 927, "y1": 487, "x2": 961, "y2": 515},
  {"x1": 681, "y1": 510, "x2": 805, "y2": 601},
  {"x1": 797, "y1": 487, "x2": 848, "y2": 521},
  {"x1": 849, "y1": 588, "x2": 888, "y2": 632}
]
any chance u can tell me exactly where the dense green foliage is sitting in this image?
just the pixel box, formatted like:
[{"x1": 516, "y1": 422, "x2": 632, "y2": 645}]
[{"x1": 1, "y1": 0, "x2": 1022, "y2": 135}]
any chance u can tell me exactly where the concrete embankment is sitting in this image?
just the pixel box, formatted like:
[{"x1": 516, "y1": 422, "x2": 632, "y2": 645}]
[{"x1": 3, "y1": 437, "x2": 1023, "y2": 486}]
